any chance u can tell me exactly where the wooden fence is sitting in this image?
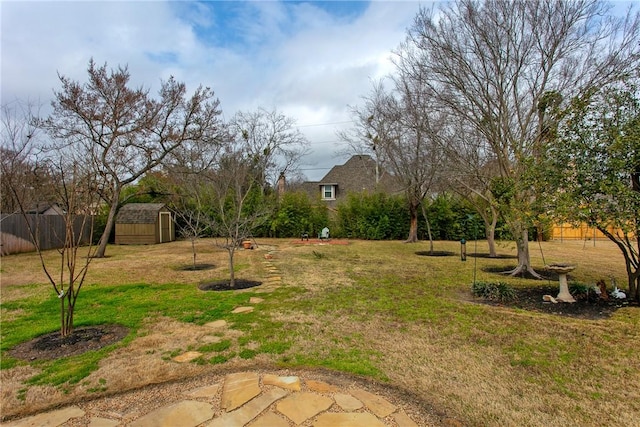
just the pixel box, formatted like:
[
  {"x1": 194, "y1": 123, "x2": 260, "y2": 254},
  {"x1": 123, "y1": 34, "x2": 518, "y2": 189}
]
[
  {"x1": 0, "y1": 214, "x2": 93, "y2": 256},
  {"x1": 550, "y1": 223, "x2": 633, "y2": 241}
]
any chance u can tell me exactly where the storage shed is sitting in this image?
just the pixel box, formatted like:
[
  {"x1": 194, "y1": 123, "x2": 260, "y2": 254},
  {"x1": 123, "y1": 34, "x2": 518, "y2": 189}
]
[{"x1": 115, "y1": 203, "x2": 175, "y2": 245}]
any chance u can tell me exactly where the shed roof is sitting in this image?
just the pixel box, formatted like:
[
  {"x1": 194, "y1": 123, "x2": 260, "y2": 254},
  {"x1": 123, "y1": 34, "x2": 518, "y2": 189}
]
[{"x1": 116, "y1": 203, "x2": 166, "y2": 224}]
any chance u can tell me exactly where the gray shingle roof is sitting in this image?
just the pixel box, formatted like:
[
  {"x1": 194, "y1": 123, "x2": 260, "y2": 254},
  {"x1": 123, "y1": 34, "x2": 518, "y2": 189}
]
[
  {"x1": 320, "y1": 155, "x2": 402, "y2": 194},
  {"x1": 116, "y1": 203, "x2": 165, "y2": 224}
]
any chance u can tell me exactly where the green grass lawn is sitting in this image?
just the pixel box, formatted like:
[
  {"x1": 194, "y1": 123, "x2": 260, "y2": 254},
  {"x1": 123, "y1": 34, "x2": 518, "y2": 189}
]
[{"x1": 1, "y1": 238, "x2": 638, "y2": 426}]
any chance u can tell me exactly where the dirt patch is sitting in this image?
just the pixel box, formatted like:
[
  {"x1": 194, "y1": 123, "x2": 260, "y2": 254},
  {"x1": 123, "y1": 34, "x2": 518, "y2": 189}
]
[
  {"x1": 8, "y1": 325, "x2": 129, "y2": 361},
  {"x1": 198, "y1": 279, "x2": 262, "y2": 291},
  {"x1": 477, "y1": 285, "x2": 636, "y2": 320}
]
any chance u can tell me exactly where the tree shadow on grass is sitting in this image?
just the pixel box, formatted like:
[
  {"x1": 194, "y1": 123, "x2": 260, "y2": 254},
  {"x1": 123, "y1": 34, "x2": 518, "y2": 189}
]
[
  {"x1": 467, "y1": 253, "x2": 517, "y2": 259},
  {"x1": 482, "y1": 265, "x2": 557, "y2": 280}
]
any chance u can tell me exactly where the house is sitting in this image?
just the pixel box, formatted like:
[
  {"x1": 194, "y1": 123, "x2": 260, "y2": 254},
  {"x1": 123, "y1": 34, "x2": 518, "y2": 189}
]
[
  {"x1": 302, "y1": 155, "x2": 402, "y2": 208},
  {"x1": 115, "y1": 203, "x2": 175, "y2": 245},
  {"x1": 26, "y1": 202, "x2": 65, "y2": 215}
]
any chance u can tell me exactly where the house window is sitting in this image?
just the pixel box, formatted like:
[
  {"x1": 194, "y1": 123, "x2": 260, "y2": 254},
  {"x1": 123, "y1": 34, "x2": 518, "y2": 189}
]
[{"x1": 321, "y1": 185, "x2": 335, "y2": 200}]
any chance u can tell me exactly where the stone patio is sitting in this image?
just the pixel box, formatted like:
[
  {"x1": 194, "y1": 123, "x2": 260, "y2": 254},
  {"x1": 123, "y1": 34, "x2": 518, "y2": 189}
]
[{"x1": 4, "y1": 372, "x2": 423, "y2": 427}]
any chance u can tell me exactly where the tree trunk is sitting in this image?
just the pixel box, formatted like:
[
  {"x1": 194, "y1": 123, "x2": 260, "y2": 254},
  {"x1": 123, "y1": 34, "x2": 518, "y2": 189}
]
[
  {"x1": 420, "y1": 203, "x2": 434, "y2": 252},
  {"x1": 60, "y1": 296, "x2": 67, "y2": 337},
  {"x1": 598, "y1": 225, "x2": 639, "y2": 302},
  {"x1": 629, "y1": 272, "x2": 639, "y2": 302},
  {"x1": 505, "y1": 228, "x2": 543, "y2": 278},
  {"x1": 426, "y1": 217, "x2": 434, "y2": 253},
  {"x1": 191, "y1": 238, "x2": 197, "y2": 269},
  {"x1": 228, "y1": 247, "x2": 236, "y2": 288},
  {"x1": 61, "y1": 291, "x2": 74, "y2": 337},
  {"x1": 485, "y1": 217, "x2": 497, "y2": 258},
  {"x1": 96, "y1": 190, "x2": 121, "y2": 258},
  {"x1": 406, "y1": 202, "x2": 419, "y2": 243}
]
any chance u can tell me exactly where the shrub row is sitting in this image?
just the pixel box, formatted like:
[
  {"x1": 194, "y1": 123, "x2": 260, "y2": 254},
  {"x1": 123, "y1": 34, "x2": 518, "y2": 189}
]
[{"x1": 109, "y1": 188, "x2": 512, "y2": 241}]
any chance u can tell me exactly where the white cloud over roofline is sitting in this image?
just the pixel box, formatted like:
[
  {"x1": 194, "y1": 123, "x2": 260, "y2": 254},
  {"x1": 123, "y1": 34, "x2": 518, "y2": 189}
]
[{"x1": 1, "y1": 0, "x2": 422, "y2": 180}]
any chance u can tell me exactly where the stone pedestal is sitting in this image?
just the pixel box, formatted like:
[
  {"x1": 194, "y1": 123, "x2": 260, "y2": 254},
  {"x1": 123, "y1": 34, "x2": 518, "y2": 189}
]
[{"x1": 546, "y1": 264, "x2": 576, "y2": 303}]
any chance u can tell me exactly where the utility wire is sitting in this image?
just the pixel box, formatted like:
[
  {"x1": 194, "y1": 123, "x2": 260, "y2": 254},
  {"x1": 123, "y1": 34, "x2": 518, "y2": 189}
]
[{"x1": 296, "y1": 120, "x2": 355, "y2": 128}]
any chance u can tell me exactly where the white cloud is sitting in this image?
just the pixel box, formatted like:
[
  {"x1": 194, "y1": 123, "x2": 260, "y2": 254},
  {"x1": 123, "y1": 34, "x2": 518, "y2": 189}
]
[{"x1": 1, "y1": 0, "x2": 423, "y2": 180}]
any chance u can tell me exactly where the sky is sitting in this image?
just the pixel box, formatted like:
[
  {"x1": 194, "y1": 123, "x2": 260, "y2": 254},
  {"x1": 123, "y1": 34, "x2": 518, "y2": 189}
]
[{"x1": 1, "y1": 0, "x2": 426, "y2": 181}]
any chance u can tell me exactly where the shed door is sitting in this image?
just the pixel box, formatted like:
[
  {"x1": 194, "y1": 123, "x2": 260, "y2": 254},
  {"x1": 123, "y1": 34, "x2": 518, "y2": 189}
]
[{"x1": 159, "y1": 212, "x2": 172, "y2": 243}]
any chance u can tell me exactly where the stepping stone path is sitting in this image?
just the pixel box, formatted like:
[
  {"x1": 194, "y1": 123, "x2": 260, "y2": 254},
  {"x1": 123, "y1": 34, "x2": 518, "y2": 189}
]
[
  {"x1": 173, "y1": 249, "x2": 280, "y2": 364},
  {"x1": 5, "y1": 373, "x2": 421, "y2": 426}
]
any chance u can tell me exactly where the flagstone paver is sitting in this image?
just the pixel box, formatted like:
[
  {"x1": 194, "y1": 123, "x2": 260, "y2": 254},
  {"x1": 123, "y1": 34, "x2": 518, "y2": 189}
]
[
  {"x1": 204, "y1": 319, "x2": 227, "y2": 329},
  {"x1": 249, "y1": 297, "x2": 264, "y2": 304},
  {"x1": 5, "y1": 406, "x2": 85, "y2": 427},
  {"x1": 184, "y1": 383, "x2": 220, "y2": 398},
  {"x1": 263, "y1": 374, "x2": 301, "y2": 391},
  {"x1": 306, "y1": 379, "x2": 339, "y2": 393},
  {"x1": 88, "y1": 417, "x2": 119, "y2": 427},
  {"x1": 334, "y1": 393, "x2": 364, "y2": 411},
  {"x1": 247, "y1": 411, "x2": 290, "y2": 427},
  {"x1": 129, "y1": 401, "x2": 213, "y2": 427},
  {"x1": 200, "y1": 334, "x2": 222, "y2": 344},
  {"x1": 209, "y1": 388, "x2": 288, "y2": 427},
  {"x1": 276, "y1": 392, "x2": 334, "y2": 424},
  {"x1": 394, "y1": 410, "x2": 421, "y2": 427},
  {"x1": 313, "y1": 412, "x2": 388, "y2": 427},
  {"x1": 221, "y1": 372, "x2": 261, "y2": 411},
  {"x1": 231, "y1": 306, "x2": 254, "y2": 314},
  {"x1": 350, "y1": 387, "x2": 397, "y2": 418},
  {"x1": 173, "y1": 351, "x2": 203, "y2": 363}
]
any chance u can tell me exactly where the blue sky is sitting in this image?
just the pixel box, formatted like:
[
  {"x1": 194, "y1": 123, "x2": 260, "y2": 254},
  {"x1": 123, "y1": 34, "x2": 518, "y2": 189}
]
[{"x1": 1, "y1": 1, "x2": 423, "y2": 180}]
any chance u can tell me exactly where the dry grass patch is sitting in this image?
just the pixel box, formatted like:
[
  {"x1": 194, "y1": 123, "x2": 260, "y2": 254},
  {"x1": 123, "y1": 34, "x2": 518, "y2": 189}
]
[{"x1": 268, "y1": 239, "x2": 639, "y2": 425}]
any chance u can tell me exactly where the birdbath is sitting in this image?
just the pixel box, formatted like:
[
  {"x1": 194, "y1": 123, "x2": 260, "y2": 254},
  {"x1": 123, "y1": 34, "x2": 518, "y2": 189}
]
[{"x1": 546, "y1": 263, "x2": 576, "y2": 303}]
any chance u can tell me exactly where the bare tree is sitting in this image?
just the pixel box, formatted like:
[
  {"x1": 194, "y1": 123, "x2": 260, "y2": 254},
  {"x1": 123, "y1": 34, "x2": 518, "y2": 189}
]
[
  {"x1": 1, "y1": 101, "x2": 98, "y2": 337},
  {"x1": 207, "y1": 140, "x2": 271, "y2": 288},
  {"x1": 0, "y1": 100, "x2": 49, "y2": 214},
  {"x1": 344, "y1": 78, "x2": 446, "y2": 243},
  {"x1": 400, "y1": 0, "x2": 640, "y2": 276},
  {"x1": 443, "y1": 121, "x2": 501, "y2": 257},
  {"x1": 228, "y1": 108, "x2": 309, "y2": 190},
  {"x1": 164, "y1": 126, "x2": 226, "y2": 269},
  {"x1": 45, "y1": 59, "x2": 224, "y2": 258}
]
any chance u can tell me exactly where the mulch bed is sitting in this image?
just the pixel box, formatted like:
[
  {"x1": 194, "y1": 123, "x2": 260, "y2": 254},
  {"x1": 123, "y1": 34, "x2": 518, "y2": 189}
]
[
  {"x1": 176, "y1": 263, "x2": 216, "y2": 271},
  {"x1": 198, "y1": 279, "x2": 262, "y2": 291},
  {"x1": 415, "y1": 250, "x2": 456, "y2": 257},
  {"x1": 8, "y1": 325, "x2": 129, "y2": 361},
  {"x1": 476, "y1": 285, "x2": 635, "y2": 320}
]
